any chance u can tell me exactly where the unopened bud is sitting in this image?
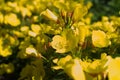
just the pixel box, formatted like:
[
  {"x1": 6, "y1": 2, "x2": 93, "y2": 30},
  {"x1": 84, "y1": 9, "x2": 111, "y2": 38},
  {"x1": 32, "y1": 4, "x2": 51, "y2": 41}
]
[{"x1": 41, "y1": 9, "x2": 58, "y2": 22}]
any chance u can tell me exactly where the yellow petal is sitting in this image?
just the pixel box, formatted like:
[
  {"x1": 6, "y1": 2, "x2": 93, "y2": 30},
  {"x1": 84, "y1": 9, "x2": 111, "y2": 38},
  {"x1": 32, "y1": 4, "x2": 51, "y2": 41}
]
[
  {"x1": 108, "y1": 57, "x2": 120, "y2": 80},
  {"x1": 64, "y1": 59, "x2": 86, "y2": 80}
]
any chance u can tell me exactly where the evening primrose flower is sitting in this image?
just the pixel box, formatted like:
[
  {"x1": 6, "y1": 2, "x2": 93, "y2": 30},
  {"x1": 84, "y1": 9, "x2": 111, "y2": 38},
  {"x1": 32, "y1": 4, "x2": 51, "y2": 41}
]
[
  {"x1": 92, "y1": 30, "x2": 110, "y2": 48},
  {"x1": 0, "y1": 12, "x2": 3, "y2": 24},
  {"x1": 51, "y1": 29, "x2": 78, "y2": 53},
  {"x1": 84, "y1": 60, "x2": 107, "y2": 74},
  {"x1": 80, "y1": 54, "x2": 108, "y2": 76},
  {"x1": 0, "y1": 47, "x2": 12, "y2": 57},
  {"x1": 78, "y1": 26, "x2": 89, "y2": 45},
  {"x1": 72, "y1": 5, "x2": 87, "y2": 22},
  {"x1": 73, "y1": 22, "x2": 89, "y2": 45},
  {"x1": 51, "y1": 35, "x2": 67, "y2": 53},
  {"x1": 7, "y1": 2, "x2": 20, "y2": 12},
  {"x1": 41, "y1": 9, "x2": 58, "y2": 22},
  {"x1": 53, "y1": 55, "x2": 86, "y2": 80},
  {"x1": 4, "y1": 13, "x2": 20, "y2": 26},
  {"x1": 31, "y1": 24, "x2": 41, "y2": 34},
  {"x1": 20, "y1": 6, "x2": 32, "y2": 17},
  {"x1": 0, "y1": 38, "x2": 12, "y2": 57},
  {"x1": 20, "y1": 26, "x2": 29, "y2": 33}
]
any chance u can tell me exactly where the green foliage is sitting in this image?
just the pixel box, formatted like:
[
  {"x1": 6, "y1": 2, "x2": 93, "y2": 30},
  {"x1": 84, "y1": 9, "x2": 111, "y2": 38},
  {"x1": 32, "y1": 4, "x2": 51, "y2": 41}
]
[
  {"x1": 18, "y1": 59, "x2": 45, "y2": 80},
  {"x1": 0, "y1": 0, "x2": 120, "y2": 80}
]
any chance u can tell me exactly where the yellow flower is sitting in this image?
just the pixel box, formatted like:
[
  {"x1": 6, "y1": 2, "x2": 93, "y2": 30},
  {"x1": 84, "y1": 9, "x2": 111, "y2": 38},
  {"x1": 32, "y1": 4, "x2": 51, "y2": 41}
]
[
  {"x1": 80, "y1": 53, "x2": 108, "y2": 76},
  {"x1": 4, "y1": 13, "x2": 20, "y2": 26},
  {"x1": 51, "y1": 35, "x2": 67, "y2": 53},
  {"x1": 7, "y1": 2, "x2": 20, "y2": 12},
  {"x1": 51, "y1": 29, "x2": 77, "y2": 53},
  {"x1": 78, "y1": 26, "x2": 89, "y2": 45},
  {"x1": 20, "y1": 26, "x2": 29, "y2": 32},
  {"x1": 53, "y1": 56, "x2": 85, "y2": 80},
  {"x1": 103, "y1": 21, "x2": 115, "y2": 32},
  {"x1": 13, "y1": 30, "x2": 24, "y2": 37},
  {"x1": 72, "y1": 4, "x2": 87, "y2": 22},
  {"x1": 92, "y1": 30, "x2": 110, "y2": 48},
  {"x1": 0, "y1": 12, "x2": 3, "y2": 24},
  {"x1": 73, "y1": 22, "x2": 89, "y2": 45},
  {"x1": 0, "y1": 38, "x2": 12, "y2": 57},
  {"x1": 31, "y1": 24, "x2": 41, "y2": 34},
  {"x1": 20, "y1": 6, "x2": 32, "y2": 17},
  {"x1": 0, "y1": 47, "x2": 12, "y2": 57}
]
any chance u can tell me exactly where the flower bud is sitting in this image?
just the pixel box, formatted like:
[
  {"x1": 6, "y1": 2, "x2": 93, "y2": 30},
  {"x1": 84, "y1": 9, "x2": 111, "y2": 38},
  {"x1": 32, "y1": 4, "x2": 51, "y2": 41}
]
[{"x1": 41, "y1": 9, "x2": 58, "y2": 22}]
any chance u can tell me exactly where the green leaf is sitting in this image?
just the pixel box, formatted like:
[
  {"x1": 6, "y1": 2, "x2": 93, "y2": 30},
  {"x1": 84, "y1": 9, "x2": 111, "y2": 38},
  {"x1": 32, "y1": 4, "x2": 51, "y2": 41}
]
[{"x1": 19, "y1": 59, "x2": 45, "y2": 80}]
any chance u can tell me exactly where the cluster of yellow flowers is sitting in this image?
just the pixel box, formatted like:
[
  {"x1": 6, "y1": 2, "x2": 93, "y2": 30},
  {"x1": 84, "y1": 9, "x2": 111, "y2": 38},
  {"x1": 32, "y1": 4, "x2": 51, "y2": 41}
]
[
  {"x1": 53, "y1": 53, "x2": 120, "y2": 80},
  {"x1": 0, "y1": 0, "x2": 120, "y2": 80}
]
